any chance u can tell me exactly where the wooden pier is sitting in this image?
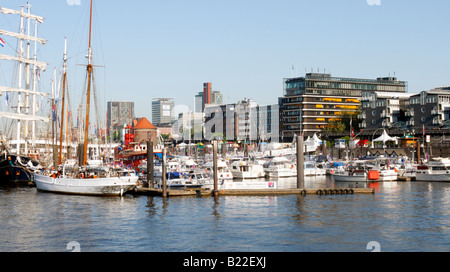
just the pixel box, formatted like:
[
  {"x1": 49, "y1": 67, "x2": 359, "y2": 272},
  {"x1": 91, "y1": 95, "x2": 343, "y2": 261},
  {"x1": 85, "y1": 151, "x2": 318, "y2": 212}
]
[{"x1": 133, "y1": 186, "x2": 374, "y2": 197}]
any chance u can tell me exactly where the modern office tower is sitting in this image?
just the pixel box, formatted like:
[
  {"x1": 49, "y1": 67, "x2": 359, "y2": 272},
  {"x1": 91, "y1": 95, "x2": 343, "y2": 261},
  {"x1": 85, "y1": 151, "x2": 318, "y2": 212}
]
[
  {"x1": 406, "y1": 86, "x2": 450, "y2": 131},
  {"x1": 203, "y1": 82, "x2": 211, "y2": 109},
  {"x1": 197, "y1": 82, "x2": 223, "y2": 112},
  {"x1": 278, "y1": 73, "x2": 407, "y2": 141},
  {"x1": 107, "y1": 101, "x2": 134, "y2": 138},
  {"x1": 195, "y1": 92, "x2": 204, "y2": 113},
  {"x1": 152, "y1": 98, "x2": 175, "y2": 126},
  {"x1": 204, "y1": 99, "x2": 279, "y2": 142}
]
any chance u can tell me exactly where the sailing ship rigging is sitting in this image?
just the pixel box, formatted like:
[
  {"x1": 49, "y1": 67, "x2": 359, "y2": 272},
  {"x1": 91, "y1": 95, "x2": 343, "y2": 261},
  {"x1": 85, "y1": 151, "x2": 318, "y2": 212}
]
[
  {"x1": 0, "y1": 4, "x2": 48, "y2": 186},
  {"x1": 34, "y1": 0, "x2": 138, "y2": 196}
]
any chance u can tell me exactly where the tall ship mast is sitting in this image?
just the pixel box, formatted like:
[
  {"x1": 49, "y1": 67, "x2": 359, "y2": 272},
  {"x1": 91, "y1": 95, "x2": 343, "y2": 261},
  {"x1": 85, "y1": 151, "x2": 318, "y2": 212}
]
[
  {"x1": 0, "y1": 4, "x2": 49, "y2": 186},
  {"x1": 34, "y1": 0, "x2": 138, "y2": 196}
]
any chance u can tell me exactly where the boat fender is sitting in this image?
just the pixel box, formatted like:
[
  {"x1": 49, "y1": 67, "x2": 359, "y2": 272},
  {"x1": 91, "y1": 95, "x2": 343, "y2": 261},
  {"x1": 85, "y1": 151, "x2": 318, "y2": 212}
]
[
  {"x1": 316, "y1": 189, "x2": 323, "y2": 195},
  {"x1": 328, "y1": 189, "x2": 335, "y2": 195},
  {"x1": 349, "y1": 189, "x2": 354, "y2": 194}
]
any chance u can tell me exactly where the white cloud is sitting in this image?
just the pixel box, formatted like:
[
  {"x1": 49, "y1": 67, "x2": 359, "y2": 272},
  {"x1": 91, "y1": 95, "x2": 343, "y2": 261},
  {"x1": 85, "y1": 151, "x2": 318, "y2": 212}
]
[{"x1": 66, "y1": 0, "x2": 81, "y2": 6}]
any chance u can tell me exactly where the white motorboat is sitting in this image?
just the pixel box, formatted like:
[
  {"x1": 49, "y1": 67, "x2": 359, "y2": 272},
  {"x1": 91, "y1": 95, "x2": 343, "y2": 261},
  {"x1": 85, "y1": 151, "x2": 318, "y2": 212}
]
[
  {"x1": 331, "y1": 160, "x2": 379, "y2": 182},
  {"x1": 331, "y1": 168, "x2": 369, "y2": 182},
  {"x1": 154, "y1": 171, "x2": 203, "y2": 189},
  {"x1": 229, "y1": 159, "x2": 265, "y2": 179},
  {"x1": 304, "y1": 161, "x2": 327, "y2": 176},
  {"x1": 204, "y1": 159, "x2": 233, "y2": 180},
  {"x1": 415, "y1": 157, "x2": 450, "y2": 181},
  {"x1": 263, "y1": 156, "x2": 296, "y2": 178}
]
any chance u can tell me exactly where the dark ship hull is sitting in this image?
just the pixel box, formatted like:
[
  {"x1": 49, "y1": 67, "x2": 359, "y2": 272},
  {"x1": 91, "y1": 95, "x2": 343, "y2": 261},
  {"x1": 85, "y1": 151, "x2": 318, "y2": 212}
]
[{"x1": 0, "y1": 155, "x2": 36, "y2": 187}]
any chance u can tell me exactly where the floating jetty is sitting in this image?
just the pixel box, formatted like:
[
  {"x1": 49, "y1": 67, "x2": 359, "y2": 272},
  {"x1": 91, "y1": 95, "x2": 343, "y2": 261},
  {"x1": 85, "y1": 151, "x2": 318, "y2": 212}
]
[{"x1": 133, "y1": 186, "x2": 374, "y2": 197}]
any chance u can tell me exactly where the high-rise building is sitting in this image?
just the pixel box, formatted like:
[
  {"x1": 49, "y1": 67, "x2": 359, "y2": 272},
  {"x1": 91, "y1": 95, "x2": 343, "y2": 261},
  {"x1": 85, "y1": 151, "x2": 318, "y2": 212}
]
[
  {"x1": 197, "y1": 82, "x2": 223, "y2": 112},
  {"x1": 204, "y1": 99, "x2": 279, "y2": 142},
  {"x1": 107, "y1": 101, "x2": 134, "y2": 138},
  {"x1": 279, "y1": 73, "x2": 407, "y2": 141},
  {"x1": 203, "y1": 82, "x2": 211, "y2": 109},
  {"x1": 152, "y1": 98, "x2": 175, "y2": 126}
]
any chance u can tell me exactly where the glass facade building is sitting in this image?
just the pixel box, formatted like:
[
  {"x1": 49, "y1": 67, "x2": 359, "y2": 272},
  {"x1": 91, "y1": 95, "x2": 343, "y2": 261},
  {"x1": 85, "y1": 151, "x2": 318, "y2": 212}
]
[{"x1": 279, "y1": 73, "x2": 407, "y2": 141}]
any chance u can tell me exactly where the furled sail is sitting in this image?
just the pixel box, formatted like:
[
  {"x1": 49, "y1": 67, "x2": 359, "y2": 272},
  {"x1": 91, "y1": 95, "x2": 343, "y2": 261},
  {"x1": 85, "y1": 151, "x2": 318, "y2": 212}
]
[{"x1": 0, "y1": 7, "x2": 44, "y2": 23}]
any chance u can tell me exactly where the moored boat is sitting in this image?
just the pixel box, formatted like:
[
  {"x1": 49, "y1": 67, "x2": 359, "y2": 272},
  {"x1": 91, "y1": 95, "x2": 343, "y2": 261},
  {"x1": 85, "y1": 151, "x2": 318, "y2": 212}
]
[
  {"x1": 415, "y1": 157, "x2": 450, "y2": 181},
  {"x1": 263, "y1": 156, "x2": 296, "y2": 178},
  {"x1": 34, "y1": 167, "x2": 138, "y2": 196}
]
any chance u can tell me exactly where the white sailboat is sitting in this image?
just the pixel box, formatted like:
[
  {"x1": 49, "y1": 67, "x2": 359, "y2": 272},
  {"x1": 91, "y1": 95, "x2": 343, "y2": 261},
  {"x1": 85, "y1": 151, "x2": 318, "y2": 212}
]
[{"x1": 34, "y1": 0, "x2": 138, "y2": 196}]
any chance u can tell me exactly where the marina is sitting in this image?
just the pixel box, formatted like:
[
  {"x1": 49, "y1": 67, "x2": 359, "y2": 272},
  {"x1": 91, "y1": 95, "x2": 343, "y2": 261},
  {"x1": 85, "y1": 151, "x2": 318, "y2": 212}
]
[{"x1": 1, "y1": 1, "x2": 450, "y2": 254}]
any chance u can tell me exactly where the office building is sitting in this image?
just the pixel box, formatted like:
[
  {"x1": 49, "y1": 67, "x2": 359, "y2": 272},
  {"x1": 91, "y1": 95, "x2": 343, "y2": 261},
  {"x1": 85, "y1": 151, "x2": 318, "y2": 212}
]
[
  {"x1": 279, "y1": 73, "x2": 407, "y2": 141},
  {"x1": 107, "y1": 101, "x2": 134, "y2": 138},
  {"x1": 204, "y1": 99, "x2": 279, "y2": 142},
  {"x1": 196, "y1": 82, "x2": 223, "y2": 112},
  {"x1": 152, "y1": 98, "x2": 175, "y2": 126}
]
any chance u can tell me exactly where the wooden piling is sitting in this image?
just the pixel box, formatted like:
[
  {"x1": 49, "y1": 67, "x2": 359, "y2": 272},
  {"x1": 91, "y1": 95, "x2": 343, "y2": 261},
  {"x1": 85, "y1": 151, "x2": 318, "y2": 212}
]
[
  {"x1": 162, "y1": 148, "x2": 167, "y2": 197},
  {"x1": 147, "y1": 141, "x2": 154, "y2": 188},
  {"x1": 297, "y1": 135, "x2": 304, "y2": 189},
  {"x1": 213, "y1": 140, "x2": 219, "y2": 197}
]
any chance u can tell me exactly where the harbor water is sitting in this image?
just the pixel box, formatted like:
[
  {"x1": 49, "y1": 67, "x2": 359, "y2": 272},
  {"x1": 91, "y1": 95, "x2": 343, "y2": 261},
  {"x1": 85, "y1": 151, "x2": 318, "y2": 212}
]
[{"x1": 1, "y1": 176, "x2": 449, "y2": 252}]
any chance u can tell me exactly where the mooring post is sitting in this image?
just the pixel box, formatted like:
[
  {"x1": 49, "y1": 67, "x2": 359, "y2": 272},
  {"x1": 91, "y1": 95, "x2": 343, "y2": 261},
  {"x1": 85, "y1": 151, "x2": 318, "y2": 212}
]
[
  {"x1": 146, "y1": 141, "x2": 154, "y2": 188},
  {"x1": 297, "y1": 135, "x2": 304, "y2": 189},
  {"x1": 162, "y1": 148, "x2": 167, "y2": 197},
  {"x1": 213, "y1": 140, "x2": 219, "y2": 197}
]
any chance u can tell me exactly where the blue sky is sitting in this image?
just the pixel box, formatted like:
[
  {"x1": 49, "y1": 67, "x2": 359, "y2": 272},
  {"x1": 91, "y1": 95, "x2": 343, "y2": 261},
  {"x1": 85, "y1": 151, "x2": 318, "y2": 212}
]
[{"x1": 1, "y1": 0, "x2": 449, "y2": 121}]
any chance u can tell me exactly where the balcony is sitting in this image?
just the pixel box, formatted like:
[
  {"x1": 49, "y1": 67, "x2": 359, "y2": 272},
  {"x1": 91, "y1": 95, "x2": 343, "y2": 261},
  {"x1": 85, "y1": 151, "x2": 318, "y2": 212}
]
[
  {"x1": 431, "y1": 108, "x2": 441, "y2": 115},
  {"x1": 432, "y1": 117, "x2": 442, "y2": 125}
]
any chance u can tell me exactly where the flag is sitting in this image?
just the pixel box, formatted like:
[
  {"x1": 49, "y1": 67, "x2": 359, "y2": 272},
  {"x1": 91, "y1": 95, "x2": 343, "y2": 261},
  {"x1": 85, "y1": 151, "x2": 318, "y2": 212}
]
[
  {"x1": 423, "y1": 124, "x2": 425, "y2": 136},
  {"x1": 5, "y1": 92, "x2": 9, "y2": 106},
  {"x1": 0, "y1": 37, "x2": 5, "y2": 47}
]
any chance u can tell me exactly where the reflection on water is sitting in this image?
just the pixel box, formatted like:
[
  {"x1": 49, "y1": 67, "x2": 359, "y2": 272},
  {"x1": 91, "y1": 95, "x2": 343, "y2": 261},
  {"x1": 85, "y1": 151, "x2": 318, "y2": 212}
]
[{"x1": 1, "y1": 178, "x2": 450, "y2": 252}]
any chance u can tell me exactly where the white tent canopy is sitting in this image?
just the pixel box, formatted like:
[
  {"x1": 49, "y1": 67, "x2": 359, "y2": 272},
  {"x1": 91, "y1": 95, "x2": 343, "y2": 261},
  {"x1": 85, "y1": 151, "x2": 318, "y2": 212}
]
[{"x1": 372, "y1": 129, "x2": 398, "y2": 146}]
